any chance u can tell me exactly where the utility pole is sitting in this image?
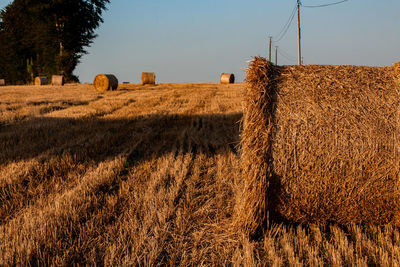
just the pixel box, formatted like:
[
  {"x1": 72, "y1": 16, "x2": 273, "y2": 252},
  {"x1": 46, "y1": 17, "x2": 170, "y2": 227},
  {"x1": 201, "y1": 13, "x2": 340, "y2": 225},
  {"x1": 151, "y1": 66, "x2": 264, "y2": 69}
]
[
  {"x1": 268, "y1": 36, "x2": 272, "y2": 62},
  {"x1": 297, "y1": 0, "x2": 302, "y2": 65},
  {"x1": 275, "y1": 46, "x2": 278, "y2": 65}
]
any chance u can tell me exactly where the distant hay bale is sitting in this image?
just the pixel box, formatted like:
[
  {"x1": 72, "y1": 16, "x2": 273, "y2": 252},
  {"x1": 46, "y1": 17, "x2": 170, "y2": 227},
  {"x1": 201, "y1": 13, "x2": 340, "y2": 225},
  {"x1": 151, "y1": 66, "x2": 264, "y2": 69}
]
[
  {"x1": 220, "y1": 73, "x2": 235, "y2": 84},
  {"x1": 35, "y1": 77, "x2": 48, "y2": 86},
  {"x1": 234, "y1": 57, "x2": 400, "y2": 234},
  {"x1": 93, "y1": 74, "x2": 118, "y2": 92},
  {"x1": 51, "y1": 75, "x2": 64, "y2": 86},
  {"x1": 141, "y1": 72, "x2": 156, "y2": 85},
  {"x1": 0, "y1": 79, "x2": 5, "y2": 86}
]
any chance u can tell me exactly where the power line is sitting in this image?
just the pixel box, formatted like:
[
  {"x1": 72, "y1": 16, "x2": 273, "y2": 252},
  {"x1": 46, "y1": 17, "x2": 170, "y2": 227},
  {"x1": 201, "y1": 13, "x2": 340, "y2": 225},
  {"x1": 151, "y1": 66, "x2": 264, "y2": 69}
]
[
  {"x1": 302, "y1": 0, "x2": 348, "y2": 8},
  {"x1": 269, "y1": 0, "x2": 349, "y2": 65},
  {"x1": 273, "y1": 4, "x2": 297, "y2": 43},
  {"x1": 278, "y1": 48, "x2": 297, "y2": 62},
  {"x1": 278, "y1": 51, "x2": 296, "y2": 62}
]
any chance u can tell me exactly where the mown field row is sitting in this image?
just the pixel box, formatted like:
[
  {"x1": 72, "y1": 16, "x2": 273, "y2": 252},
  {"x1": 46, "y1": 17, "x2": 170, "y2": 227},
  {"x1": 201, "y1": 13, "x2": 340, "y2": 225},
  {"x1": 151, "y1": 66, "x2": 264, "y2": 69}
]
[{"x1": 0, "y1": 83, "x2": 399, "y2": 265}]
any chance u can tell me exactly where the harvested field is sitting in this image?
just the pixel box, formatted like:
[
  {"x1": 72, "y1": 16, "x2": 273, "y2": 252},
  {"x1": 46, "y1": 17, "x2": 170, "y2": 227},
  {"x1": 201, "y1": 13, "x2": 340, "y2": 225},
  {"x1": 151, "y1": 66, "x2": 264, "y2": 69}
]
[{"x1": 0, "y1": 82, "x2": 399, "y2": 265}]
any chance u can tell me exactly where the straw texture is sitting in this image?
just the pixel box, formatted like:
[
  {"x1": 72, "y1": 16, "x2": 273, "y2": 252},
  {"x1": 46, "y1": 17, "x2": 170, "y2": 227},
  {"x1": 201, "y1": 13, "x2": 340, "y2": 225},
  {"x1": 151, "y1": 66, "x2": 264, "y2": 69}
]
[
  {"x1": 141, "y1": 72, "x2": 156, "y2": 85},
  {"x1": 35, "y1": 77, "x2": 48, "y2": 86},
  {"x1": 93, "y1": 74, "x2": 118, "y2": 92},
  {"x1": 220, "y1": 73, "x2": 235, "y2": 84},
  {"x1": 236, "y1": 57, "x2": 400, "y2": 234},
  {"x1": 0, "y1": 79, "x2": 5, "y2": 86}
]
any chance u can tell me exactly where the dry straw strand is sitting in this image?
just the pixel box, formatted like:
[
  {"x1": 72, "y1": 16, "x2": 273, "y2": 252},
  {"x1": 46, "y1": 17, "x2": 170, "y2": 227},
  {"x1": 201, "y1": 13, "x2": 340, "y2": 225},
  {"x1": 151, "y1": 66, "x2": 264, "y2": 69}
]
[
  {"x1": 235, "y1": 57, "x2": 400, "y2": 235},
  {"x1": 93, "y1": 74, "x2": 118, "y2": 92}
]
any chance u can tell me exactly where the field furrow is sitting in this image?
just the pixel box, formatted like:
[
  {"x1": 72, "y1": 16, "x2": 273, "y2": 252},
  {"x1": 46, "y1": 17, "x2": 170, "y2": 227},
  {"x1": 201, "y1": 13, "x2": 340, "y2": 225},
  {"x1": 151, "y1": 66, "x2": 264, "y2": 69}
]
[{"x1": 0, "y1": 83, "x2": 399, "y2": 266}]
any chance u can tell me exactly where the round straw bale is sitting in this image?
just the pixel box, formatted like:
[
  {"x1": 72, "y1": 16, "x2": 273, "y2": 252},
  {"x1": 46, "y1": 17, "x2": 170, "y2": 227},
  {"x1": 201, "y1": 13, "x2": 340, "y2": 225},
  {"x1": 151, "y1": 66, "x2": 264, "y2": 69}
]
[
  {"x1": 0, "y1": 79, "x2": 5, "y2": 86},
  {"x1": 220, "y1": 73, "x2": 235, "y2": 84},
  {"x1": 35, "y1": 77, "x2": 48, "y2": 86},
  {"x1": 234, "y1": 57, "x2": 400, "y2": 234},
  {"x1": 51, "y1": 75, "x2": 64, "y2": 86},
  {"x1": 394, "y1": 62, "x2": 400, "y2": 81},
  {"x1": 93, "y1": 74, "x2": 118, "y2": 92},
  {"x1": 141, "y1": 72, "x2": 156, "y2": 85}
]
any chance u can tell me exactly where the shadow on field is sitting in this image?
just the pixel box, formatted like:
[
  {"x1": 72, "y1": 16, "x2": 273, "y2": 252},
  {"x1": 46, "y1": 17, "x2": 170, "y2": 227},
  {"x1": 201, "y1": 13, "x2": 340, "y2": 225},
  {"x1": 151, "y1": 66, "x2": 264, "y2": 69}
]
[{"x1": 0, "y1": 112, "x2": 242, "y2": 165}]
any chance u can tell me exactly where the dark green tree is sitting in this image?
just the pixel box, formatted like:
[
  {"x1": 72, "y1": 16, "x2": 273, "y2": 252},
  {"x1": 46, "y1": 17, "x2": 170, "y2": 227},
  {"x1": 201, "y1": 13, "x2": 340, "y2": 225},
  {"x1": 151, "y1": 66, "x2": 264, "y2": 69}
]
[{"x1": 0, "y1": 0, "x2": 110, "y2": 84}]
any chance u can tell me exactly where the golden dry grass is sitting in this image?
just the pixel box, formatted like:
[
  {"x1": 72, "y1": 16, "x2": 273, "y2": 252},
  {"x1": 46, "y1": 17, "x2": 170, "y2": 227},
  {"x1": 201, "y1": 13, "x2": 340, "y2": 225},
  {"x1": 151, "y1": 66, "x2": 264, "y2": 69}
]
[{"x1": 0, "y1": 82, "x2": 399, "y2": 265}]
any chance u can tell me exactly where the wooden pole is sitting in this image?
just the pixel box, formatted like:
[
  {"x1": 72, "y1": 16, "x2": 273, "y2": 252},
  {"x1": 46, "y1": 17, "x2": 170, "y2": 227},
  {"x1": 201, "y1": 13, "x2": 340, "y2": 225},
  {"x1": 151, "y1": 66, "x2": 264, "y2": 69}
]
[
  {"x1": 297, "y1": 0, "x2": 302, "y2": 65},
  {"x1": 269, "y1": 36, "x2": 272, "y2": 62}
]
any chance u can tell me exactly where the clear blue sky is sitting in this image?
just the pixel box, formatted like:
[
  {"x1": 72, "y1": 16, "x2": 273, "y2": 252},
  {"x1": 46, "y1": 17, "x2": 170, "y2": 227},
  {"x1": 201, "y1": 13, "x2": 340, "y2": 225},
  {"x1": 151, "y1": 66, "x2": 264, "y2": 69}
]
[{"x1": 1, "y1": 0, "x2": 400, "y2": 83}]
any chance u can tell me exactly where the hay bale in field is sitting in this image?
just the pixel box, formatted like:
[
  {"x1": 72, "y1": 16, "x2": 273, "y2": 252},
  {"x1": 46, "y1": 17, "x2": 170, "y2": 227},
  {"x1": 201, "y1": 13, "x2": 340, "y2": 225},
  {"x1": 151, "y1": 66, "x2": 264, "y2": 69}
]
[
  {"x1": 93, "y1": 74, "x2": 118, "y2": 92},
  {"x1": 0, "y1": 79, "x2": 5, "y2": 86},
  {"x1": 220, "y1": 73, "x2": 235, "y2": 84},
  {"x1": 35, "y1": 77, "x2": 48, "y2": 86},
  {"x1": 51, "y1": 75, "x2": 64, "y2": 86},
  {"x1": 235, "y1": 57, "x2": 400, "y2": 234},
  {"x1": 141, "y1": 72, "x2": 156, "y2": 85}
]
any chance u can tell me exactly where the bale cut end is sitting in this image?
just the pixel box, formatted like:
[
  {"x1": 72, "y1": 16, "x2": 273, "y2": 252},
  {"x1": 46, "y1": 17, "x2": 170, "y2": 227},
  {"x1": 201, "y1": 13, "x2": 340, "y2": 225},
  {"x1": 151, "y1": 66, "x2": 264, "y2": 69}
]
[
  {"x1": 35, "y1": 77, "x2": 48, "y2": 86},
  {"x1": 141, "y1": 72, "x2": 156, "y2": 85},
  {"x1": 0, "y1": 79, "x2": 5, "y2": 86},
  {"x1": 93, "y1": 74, "x2": 118, "y2": 92},
  {"x1": 52, "y1": 75, "x2": 64, "y2": 86},
  {"x1": 220, "y1": 73, "x2": 235, "y2": 84}
]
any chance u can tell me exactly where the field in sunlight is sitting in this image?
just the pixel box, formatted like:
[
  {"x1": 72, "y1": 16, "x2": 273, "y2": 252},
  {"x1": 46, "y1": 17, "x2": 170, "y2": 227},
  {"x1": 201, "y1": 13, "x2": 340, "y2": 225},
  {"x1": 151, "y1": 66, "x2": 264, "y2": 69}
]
[{"x1": 1, "y1": 83, "x2": 399, "y2": 265}]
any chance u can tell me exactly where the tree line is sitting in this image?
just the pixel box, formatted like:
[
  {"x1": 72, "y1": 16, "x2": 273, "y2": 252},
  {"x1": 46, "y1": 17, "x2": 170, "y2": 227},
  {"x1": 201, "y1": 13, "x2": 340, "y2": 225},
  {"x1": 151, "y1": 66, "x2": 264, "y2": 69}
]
[{"x1": 0, "y1": 0, "x2": 110, "y2": 84}]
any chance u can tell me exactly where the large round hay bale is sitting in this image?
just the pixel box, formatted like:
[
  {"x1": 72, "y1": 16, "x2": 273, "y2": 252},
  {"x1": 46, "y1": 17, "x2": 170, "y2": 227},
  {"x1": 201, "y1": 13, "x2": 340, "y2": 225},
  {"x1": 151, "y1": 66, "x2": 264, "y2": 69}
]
[
  {"x1": 0, "y1": 79, "x2": 5, "y2": 86},
  {"x1": 141, "y1": 72, "x2": 156, "y2": 85},
  {"x1": 35, "y1": 77, "x2": 48, "y2": 86},
  {"x1": 234, "y1": 57, "x2": 400, "y2": 234},
  {"x1": 93, "y1": 74, "x2": 118, "y2": 92},
  {"x1": 220, "y1": 73, "x2": 235, "y2": 84},
  {"x1": 395, "y1": 62, "x2": 400, "y2": 83},
  {"x1": 51, "y1": 75, "x2": 64, "y2": 86}
]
